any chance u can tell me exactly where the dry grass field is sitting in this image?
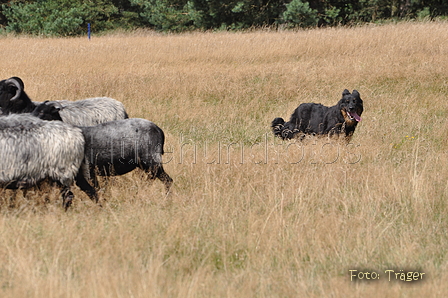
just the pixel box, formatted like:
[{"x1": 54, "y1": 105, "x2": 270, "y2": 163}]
[{"x1": 0, "y1": 21, "x2": 448, "y2": 297}]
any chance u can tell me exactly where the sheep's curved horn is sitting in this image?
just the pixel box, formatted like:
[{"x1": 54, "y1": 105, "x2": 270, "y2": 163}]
[{"x1": 5, "y1": 77, "x2": 24, "y2": 102}]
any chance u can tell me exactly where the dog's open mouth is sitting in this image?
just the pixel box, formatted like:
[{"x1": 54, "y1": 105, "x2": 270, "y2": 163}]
[{"x1": 347, "y1": 110, "x2": 361, "y2": 122}]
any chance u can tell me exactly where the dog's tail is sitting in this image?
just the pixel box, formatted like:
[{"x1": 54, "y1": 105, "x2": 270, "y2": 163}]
[{"x1": 272, "y1": 117, "x2": 295, "y2": 140}]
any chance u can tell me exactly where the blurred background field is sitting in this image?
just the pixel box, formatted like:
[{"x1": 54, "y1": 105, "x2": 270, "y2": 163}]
[{"x1": 0, "y1": 21, "x2": 447, "y2": 297}]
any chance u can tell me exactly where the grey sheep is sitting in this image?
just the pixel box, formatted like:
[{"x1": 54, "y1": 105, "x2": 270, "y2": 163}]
[
  {"x1": 0, "y1": 77, "x2": 128, "y2": 126},
  {"x1": 0, "y1": 114, "x2": 98, "y2": 210},
  {"x1": 33, "y1": 101, "x2": 173, "y2": 193}
]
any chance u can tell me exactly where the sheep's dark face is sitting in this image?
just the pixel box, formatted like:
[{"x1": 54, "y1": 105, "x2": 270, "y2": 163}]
[
  {"x1": 0, "y1": 77, "x2": 29, "y2": 114},
  {"x1": 0, "y1": 80, "x2": 19, "y2": 113},
  {"x1": 32, "y1": 102, "x2": 63, "y2": 121}
]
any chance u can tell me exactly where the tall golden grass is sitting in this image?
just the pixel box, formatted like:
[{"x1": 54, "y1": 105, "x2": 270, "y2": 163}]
[{"x1": 0, "y1": 21, "x2": 448, "y2": 297}]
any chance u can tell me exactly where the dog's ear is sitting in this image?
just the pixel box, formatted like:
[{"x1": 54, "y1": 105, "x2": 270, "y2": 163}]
[
  {"x1": 352, "y1": 90, "x2": 360, "y2": 98},
  {"x1": 342, "y1": 89, "x2": 350, "y2": 96}
]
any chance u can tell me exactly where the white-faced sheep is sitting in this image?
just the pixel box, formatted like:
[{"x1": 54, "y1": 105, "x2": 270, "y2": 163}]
[
  {"x1": 32, "y1": 101, "x2": 173, "y2": 194},
  {"x1": 0, "y1": 114, "x2": 98, "y2": 210},
  {"x1": 0, "y1": 76, "x2": 128, "y2": 126}
]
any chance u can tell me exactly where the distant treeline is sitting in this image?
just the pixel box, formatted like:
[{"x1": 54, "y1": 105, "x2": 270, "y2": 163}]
[{"x1": 1, "y1": 0, "x2": 447, "y2": 36}]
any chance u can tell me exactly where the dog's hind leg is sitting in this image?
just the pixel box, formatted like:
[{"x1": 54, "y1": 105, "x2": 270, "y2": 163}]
[{"x1": 272, "y1": 118, "x2": 287, "y2": 139}]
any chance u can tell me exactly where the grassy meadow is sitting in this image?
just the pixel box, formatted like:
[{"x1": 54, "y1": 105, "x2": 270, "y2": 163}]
[{"x1": 0, "y1": 21, "x2": 448, "y2": 297}]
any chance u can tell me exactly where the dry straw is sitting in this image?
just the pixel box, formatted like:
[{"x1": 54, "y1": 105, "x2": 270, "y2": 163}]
[{"x1": 0, "y1": 21, "x2": 447, "y2": 297}]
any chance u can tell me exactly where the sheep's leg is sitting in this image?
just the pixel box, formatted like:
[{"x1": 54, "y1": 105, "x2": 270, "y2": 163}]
[
  {"x1": 159, "y1": 169, "x2": 173, "y2": 194},
  {"x1": 147, "y1": 165, "x2": 173, "y2": 194},
  {"x1": 75, "y1": 171, "x2": 99, "y2": 204},
  {"x1": 60, "y1": 186, "x2": 74, "y2": 211},
  {"x1": 90, "y1": 166, "x2": 100, "y2": 189}
]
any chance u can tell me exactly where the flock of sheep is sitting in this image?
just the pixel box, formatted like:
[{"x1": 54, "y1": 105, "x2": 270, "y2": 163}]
[{"x1": 0, "y1": 77, "x2": 173, "y2": 210}]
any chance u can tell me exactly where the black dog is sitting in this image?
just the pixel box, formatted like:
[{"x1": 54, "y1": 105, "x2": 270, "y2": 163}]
[{"x1": 272, "y1": 89, "x2": 363, "y2": 141}]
